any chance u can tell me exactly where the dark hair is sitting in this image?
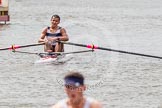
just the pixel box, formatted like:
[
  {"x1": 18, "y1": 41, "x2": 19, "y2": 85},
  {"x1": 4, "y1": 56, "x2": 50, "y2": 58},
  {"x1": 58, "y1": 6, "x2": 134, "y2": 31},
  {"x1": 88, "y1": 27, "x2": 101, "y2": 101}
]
[
  {"x1": 64, "y1": 72, "x2": 84, "y2": 84},
  {"x1": 51, "y1": 14, "x2": 60, "y2": 21}
]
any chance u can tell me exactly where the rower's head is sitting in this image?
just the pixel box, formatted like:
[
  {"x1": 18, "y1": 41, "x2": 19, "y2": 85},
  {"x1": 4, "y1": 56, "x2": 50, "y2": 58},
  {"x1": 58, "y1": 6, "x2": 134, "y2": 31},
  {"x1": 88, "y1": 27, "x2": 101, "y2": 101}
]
[
  {"x1": 64, "y1": 72, "x2": 86, "y2": 101},
  {"x1": 51, "y1": 14, "x2": 60, "y2": 21},
  {"x1": 50, "y1": 14, "x2": 60, "y2": 27}
]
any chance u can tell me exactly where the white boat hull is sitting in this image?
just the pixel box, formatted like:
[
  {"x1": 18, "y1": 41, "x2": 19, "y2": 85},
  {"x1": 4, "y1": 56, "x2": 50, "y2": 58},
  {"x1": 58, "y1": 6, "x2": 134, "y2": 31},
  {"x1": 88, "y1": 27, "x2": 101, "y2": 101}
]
[{"x1": 34, "y1": 54, "x2": 72, "y2": 64}]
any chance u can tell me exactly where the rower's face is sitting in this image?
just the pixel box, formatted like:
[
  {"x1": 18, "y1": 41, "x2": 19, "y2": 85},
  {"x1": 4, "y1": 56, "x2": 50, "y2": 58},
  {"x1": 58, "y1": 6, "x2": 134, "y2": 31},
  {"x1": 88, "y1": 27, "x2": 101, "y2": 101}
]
[
  {"x1": 51, "y1": 17, "x2": 60, "y2": 27},
  {"x1": 65, "y1": 85, "x2": 86, "y2": 101}
]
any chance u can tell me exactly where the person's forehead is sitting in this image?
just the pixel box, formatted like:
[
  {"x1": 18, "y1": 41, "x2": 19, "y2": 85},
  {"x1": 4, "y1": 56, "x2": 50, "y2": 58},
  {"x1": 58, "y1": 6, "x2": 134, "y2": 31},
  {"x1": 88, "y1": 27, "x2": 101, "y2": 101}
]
[{"x1": 51, "y1": 17, "x2": 60, "y2": 21}]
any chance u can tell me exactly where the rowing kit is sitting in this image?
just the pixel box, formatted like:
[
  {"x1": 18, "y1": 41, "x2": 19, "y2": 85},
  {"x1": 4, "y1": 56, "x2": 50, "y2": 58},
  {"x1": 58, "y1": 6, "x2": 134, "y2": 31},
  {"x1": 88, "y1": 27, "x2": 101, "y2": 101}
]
[{"x1": 0, "y1": 41, "x2": 162, "y2": 64}]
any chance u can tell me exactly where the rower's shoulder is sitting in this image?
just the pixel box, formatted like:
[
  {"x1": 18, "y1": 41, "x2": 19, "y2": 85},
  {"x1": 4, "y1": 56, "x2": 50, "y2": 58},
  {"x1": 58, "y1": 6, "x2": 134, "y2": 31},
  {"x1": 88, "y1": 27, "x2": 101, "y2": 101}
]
[
  {"x1": 91, "y1": 100, "x2": 102, "y2": 108},
  {"x1": 41, "y1": 26, "x2": 49, "y2": 33},
  {"x1": 58, "y1": 26, "x2": 66, "y2": 31},
  {"x1": 88, "y1": 97, "x2": 102, "y2": 108}
]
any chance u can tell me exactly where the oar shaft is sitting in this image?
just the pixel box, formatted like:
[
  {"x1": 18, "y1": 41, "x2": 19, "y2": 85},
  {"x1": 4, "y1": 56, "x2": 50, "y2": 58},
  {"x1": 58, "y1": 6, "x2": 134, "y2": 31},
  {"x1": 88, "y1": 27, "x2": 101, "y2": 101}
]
[
  {"x1": 60, "y1": 41, "x2": 162, "y2": 59},
  {"x1": 63, "y1": 50, "x2": 93, "y2": 54},
  {"x1": 60, "y1": 41, "x2": 97, "y2": 49},
  {"x1": 97, "y1": 47, "x2": 162, "y2": 59},
  {"x1": 61, "y1": 42, "x2": 87, "y2": 47},
  {"x1": 0, "y1": 43, "x2": 45, "y2": 51},
  {"x1": 39, "y1": 50, "x2": 93, "y2": 55},
  {"x1": 14, "y1": 43, "x2": 45, "y2": 49},
  {"x1": 0, "y1": 47, "x2": 9, "y2": 51},
  {"x1": 13, "y1": 50, "x2": 40, "y2": 55}
]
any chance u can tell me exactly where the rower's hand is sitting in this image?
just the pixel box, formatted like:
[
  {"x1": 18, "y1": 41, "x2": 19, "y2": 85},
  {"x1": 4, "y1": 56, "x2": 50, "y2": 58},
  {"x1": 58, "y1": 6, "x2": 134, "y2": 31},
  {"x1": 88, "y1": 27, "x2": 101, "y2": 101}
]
[{"x1": 43, "y1": 38, "x2": 49, "y2": 43}]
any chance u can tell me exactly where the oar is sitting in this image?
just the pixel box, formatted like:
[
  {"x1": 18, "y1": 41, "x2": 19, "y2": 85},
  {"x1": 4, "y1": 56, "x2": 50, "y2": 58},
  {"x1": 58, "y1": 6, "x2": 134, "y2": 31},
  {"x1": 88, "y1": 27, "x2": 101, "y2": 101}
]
[
  {"x1": 62, "y1": 50, "x2": 94, "y2": 55},
  {"x1": 12, "y1": 50, "x2": 41, "y2": 55},
  {"x1": 0, "y1": 43, "x2": 45, "y2": 51},
  {"x1": 13, "y1": 50, "x2": 93, "y2": 56},
  {"x1": 59, "y1": 41, "x2": 162, "y2": 59}
]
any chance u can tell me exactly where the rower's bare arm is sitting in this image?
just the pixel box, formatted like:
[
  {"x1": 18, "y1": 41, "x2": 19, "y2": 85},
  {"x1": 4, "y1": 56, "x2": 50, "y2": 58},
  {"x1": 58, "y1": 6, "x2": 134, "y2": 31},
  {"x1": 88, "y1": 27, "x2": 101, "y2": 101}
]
[
  {"x1": 38, "y1": 28, "x2": 47, "y2": 43},
  {"x1": 60, "y1": 28, "x2": 69, "y2": 41},
  {"x1": 91, "y1": 100, "x2": 102, "y2": 108}
]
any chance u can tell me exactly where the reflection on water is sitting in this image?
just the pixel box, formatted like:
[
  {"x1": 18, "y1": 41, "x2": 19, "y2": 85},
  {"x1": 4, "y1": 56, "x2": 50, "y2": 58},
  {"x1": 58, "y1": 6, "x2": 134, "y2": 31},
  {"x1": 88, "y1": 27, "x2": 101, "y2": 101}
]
[{"x1": 0, "y1": 0, "x2": 162, "y2": 108}]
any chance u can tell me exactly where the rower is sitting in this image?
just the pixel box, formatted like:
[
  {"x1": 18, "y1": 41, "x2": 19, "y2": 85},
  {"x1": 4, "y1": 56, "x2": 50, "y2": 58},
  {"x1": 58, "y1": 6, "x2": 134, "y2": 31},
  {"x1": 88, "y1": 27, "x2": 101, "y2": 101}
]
[
  {"x1": 52, "y1": 72, "x2": 102, "y2": 108},
  {"x1": 38, "y1": 14, "x2": 69, "y2": 53}
]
